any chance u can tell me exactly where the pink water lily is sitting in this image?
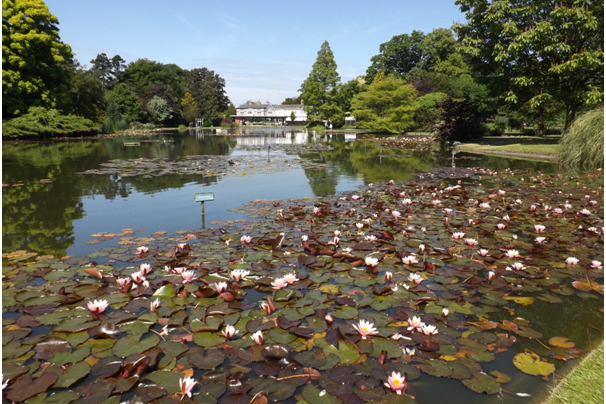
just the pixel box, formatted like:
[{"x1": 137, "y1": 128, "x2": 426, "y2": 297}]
[
  {"x1": 590, "y1": 260, "x2": 602, "y2": 269},
  {"x1": 579, "y1": 209, "x2": 591, "y2": 216},
  {"x1": 384, "y1": 371, "x2": 407, "y2": 395},
  {"x1": 465, "y1": 238, "x2": 479, "y2": 246},
  {"x1": 418, "y1": 244, "x2": 425, "y2": 254},
  {"x1": 131, "y1": 271, "x2": 145, "y2": 284},
  {"x1": 407, "y1": 316, "x2": 424, "y2": 331},
  {"x1": 487, "y1": 271, "x2": 495, "y2": 281},
  {"x1": 391, "y1": 210, "x2": 401, "y2": 219},
  {"x1": 324, "y1": 313, "x2": 334, "y2": 323},
  {"x1": 478, "y1": 249, "x2": 490, "y2": 257},
  {"x1": 443, "y1": 208, "x2": 453, "y2": 215},
  {"x1": 215, "y1": 282, "x2": 228, "y2": 293},
  {"x1": 364, "y1": 218, "x2": 373, "y2": 225},
  {"x1": 271, "y1": 278, "x2": 287, "y2": 290},
  {"x1": 222, "y1": 324, "x2": 238, "y2": 339},
  {"x1": 179, "y1": 377, "x2": 196, "y2": 398},
  {"x1": 402, "y1": 255, "x2": 418, "y2": 265},
  {"x1": 511, "y1": 262, "x2": 525, "y2": 271},
  {"x1": 117, "y1": 277, "x2": 131, "y2": 288},
  {"x1": 240, "y1": 235, "x2": 252, "y2": 244},
  {"x1": 401, "y1": 199, "x2": 412, "y2": 206},
  {"x1": 365, "y1": 235, "x2": 377, "y2": 242},
  {"x1": 385, "y1": 271, "x2": 393, "y2": 282},
  {"x1": 230, "y1": 269, "x2": 250, "y2": 282},
  {"x1": 408, "y1": 273, "x2": 423, "y2": 284},
  {"x1": 535, "y1": 237, "x2": 547, "y2": 244},
  {"x1": 150, "y1": 299, "x2": 160, "y2": 312},
  {"x1": 136, "y1": 246, "x2": 148, "y2": 254},
  {"x1": 352, "y1": 319, "x2": 379, "y2": 339},
  {"x1": 251, "y1": 330, "x2": 264, "y2": 345},
  {"x1": 565, "y1": 257, "x2": 579, "y2": 266},
  {"x1": 87, "y1": 299, "x2": 109, "y2": 314},
  {"x1": 496, "y1": 223, "x2": 506, "y2": 230},
  {"x1": 140, "y1": 263, "x2": 152, "y2": 274},
  {"x1": 181, "y1": 270, "x2": 197, "y2": 283},
  {"x1": 452, "y1": 232, "x2": 465, "y2": 240},
  {"x1": 534, "y1": 224, "x2": 546, "y2": 233}
]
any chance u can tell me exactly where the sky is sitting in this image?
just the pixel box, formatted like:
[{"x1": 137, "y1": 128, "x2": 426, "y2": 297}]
[{"x1": 46, "y1": 0, "x2": 466, "y2": 106}]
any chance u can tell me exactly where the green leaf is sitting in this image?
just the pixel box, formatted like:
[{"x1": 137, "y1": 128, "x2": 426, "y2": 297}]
[
  {"x1": 513, "y1": 352, "x2": 555, "y2": 376},
  {"x1": 192, "y1": 332, "x2": 226, "y2": 348},
  {"x1": 112, "y1": 334, "x2": 160, "y2": 357},
  {"x1": 152, "y1": 284, "x2": 176, "y2": 299}
]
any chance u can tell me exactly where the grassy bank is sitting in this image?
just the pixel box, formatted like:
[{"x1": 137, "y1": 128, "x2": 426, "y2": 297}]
[
  {"x1": 455, "y1": 135, "x2": 560, "y2": 160},
  {"x1": 543, "y1": 342, "x2": 604, "y2": 404}
]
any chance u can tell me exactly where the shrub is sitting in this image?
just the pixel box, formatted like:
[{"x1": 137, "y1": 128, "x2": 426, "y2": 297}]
[
  {"x1": 559, "y1": 107, "x2": 604, "y2": 169},
  {"x1": 101, "y1": 117, "x2": 129, "y2": 134},
  {"x1": 433, "y1": 98, "x2": 485, "y2": 144},
  {"x1": 220, "y1": 118, "x2": 233, "y2": 127},
  {"x1": 2, "y1": 107, "x2": 97, "y2": 139}
]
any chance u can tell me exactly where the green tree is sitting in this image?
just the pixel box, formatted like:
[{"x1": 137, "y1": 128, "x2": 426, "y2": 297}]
[
  {"x1": 351, "y1": 73, "x2": 418, "y2": 133},
  {"x1": 89, "y1": 53, "x2": 126, "y2": 90},
  {"x1": 69, "y1": 62, "x2": 106, "y2": 122},
  {"x1": 455, "y1": 0, "x2": 604, "y2": 128},
  {"x1": 282, "y1": 96, "x2": 302, "y2": 105},
  {"x1": 2, "y1": 0, "x2": 74, "y2": 117},
  {"x1": 339, "y1": 77, "x2": 365, "y2": 114},
  {"x1": 147, "y1": 96, "x2": 173, "y2": 123},
  {"x1": 365, "y1": 31, "x2": 425, "y2": 83},
  {"x1": 105, "y1": 83, "x2": 147, "y2": 123},
  {"x1": 185, "y1": 67, "x2": 230, "y2": 125},
  {"x1": 300, "y1": 41, "x2": 344, "y2": 126},
  {"x1": 181, "y1": 91, "x2": 198, "y2": 123},
  {"x1": 122, "y1": 58, "x2": 186, "y2": 100}
]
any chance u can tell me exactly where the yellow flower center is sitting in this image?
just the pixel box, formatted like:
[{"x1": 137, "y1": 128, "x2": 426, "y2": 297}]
[{"x1": 393, "y1": 379, "x2": 401, "y2": 386}]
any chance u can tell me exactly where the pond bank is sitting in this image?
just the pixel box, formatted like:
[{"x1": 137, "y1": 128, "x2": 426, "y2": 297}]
[{"x1": 455, "y1": 135, "x2": 561, "y2": 162}]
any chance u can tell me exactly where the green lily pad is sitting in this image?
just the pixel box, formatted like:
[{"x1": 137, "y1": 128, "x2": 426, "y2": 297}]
[
  {"x1": 192, "y1": 332, "x2": 226, "y2": 348},
  {"x1": 512, "y1": 351, "x2": 555, "y2": 376},
  {"x1": 322, "y1": 340, "x2": 360, "y2": 365},
  {"x1": 112, "y1": 334, "x2": 160, "y2": 357},
  {"x1": 462, "y1": 372, "x2": 501, "y2": 394},
  {"x1": 301, "y1": 384, "x2": 343, "y2": 404}
]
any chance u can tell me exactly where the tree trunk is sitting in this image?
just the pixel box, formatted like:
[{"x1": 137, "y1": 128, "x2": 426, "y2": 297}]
[{"x1": 565, "y1": 104, "x2": 576, "y2": 130}]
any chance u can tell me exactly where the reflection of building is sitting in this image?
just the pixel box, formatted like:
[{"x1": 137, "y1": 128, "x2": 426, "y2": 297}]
[
  {"x1": 234, "y1": 131, "x2": 310, "y2": 146},
  {"x1": 232, "y1": 103, "x2": 307, "y2": 126}
]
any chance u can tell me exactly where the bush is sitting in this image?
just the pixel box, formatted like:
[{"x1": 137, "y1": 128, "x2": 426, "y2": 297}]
[
  {"x1": 485, "y1": 121, "x2": 506, "y2": 136},
  {"x1": 220, "y1": 118, "x2": 233, "y2": 127},
  {"x1": 2, "y1": 107, "x2": 98, "y2": 139},
  {"x1": 433, "y1": 98, "x2": 485, "y2": 144},
  {"x1": 559, "y1": 107, "x2": 604, "y2": 169}
]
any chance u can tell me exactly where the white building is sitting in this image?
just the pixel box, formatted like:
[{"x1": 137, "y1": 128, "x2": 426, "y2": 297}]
[{"x1": 232, "y1": 103, "x2": 307, "y2": 125}]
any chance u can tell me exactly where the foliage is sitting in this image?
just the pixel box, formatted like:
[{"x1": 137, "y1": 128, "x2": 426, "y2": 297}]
[
  {"x1": 351, "y1": 75, "x2": 417, "y2": 134},
  {"x1": 122, "y1": 58, "x2": 186, "y2": 101},
  {"x1": 105, "y1": 83, "x2": 147, "y2": 123},
  {"x1": 181, "y1": 92, "x2": 199, "y2": 123},
  {"x1": 414, "y1": 92, "x2": 448, "y2": 131},
  {"x1": 2, "y1": 0, "x2": 74, "y2": 118},
  {"x1": 89, "y1": 53, "x2": 126, "y2": 90},
  {"x1": 558, "y1": 107, "x2": 604, "y2": 169},
  {"x1": 185, "y1": 68, "x2": 231, "y2": 125},
  {"x1": 147, "y1": 83, "x2": 180, "y2": 121},
  {"x1": 339, "y1": 77, "x2": 365, "y2": 113},
  {"x1": 365, "y1": 31, "x2": 425, "y2": 83},
  {"x1": 282, "y1": 95, "x2": 302, "y2": 105},
  {"x1": 300, "y1": 41, "x2": 344, "y2": 126},
  {"x1": 146, "y1": 96, "x2": 173, "y2": 124},
  {"x1": 2, "y1": 106, "x2": 97, "y2": 138},
  {"x1": 433, "y1": 97, "x2": 485, "y2": 143},
  {"x1": 69, "y1": 64, "x2": 106, "y2": 122},
  {"x1": 101, "y1": 117, "x2": 129, "y2": 134},
  {"x1": 455, "y1": 0, "x2": 604, "y2": 129},
  {"x1": 290, "y1": 111, "x2": 296, "y2": 122}
]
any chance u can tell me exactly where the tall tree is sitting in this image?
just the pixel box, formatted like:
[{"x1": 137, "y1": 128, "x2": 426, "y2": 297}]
[
  {"x1": 299, "y1": 41, "x2": 344, "y2": 126},
  {"x1": 105, "y1": 83, "x2": 147, "y2": 123},
  {"x1": 365, "y1": 31, "x2": 425, "y2": 83},
  {"x1": 185, "y1": 68, "x2": 230, "y2": 125},
  {"x1": 89, "y1": 53, "x2": 126, "y2": 89},
  {"x1": 351, "y1": 73, "x2": 418, "y2": 133},
  {"x1": 122, "y1": 59, "x2": 186, "y2": 100},
  {"x1": 180, "y1": 92, "x2": 198, "y2": 123},
  {"x1": 2, "y1": 0, "x2": 74, "y2": 117},
  {"x1": 69, "y1": 62, "x2": 106, "y2": 122},
  {"x1": 455, "y1": 0, "x2": 604, "y2": 128}
]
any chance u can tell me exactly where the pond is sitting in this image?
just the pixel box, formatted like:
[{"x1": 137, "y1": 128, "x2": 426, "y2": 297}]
[{"x1": 2, "y1": 129, "x2": 603, "y2": 404}]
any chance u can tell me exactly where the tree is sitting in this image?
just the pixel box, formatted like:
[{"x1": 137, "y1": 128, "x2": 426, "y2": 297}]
[
  {"x1": 122, "y1": 59, "x2": 186, "y2": 100},
  {"x1": 2, "y1": 0, "x2": 74, "y2": 117},
  {"x1": 105, "y1": 83, "x2": 147, "y2": 123},
  {"x1": 147, "y1": 96, "x2": 173, "y2": 123},
  {"x1": 69, "y1": 62, "x2": 106, "y2": 122},
  {"x1": 299, "y1": 41, "x2": 344, "y2": 126},
  {"x1": 185, "y1": 68, "x2": 230, "y2": 125},
  {"x1": 89, "y1": 53, "x2": 126, "y2": 89},
  {"x1": 433, "y1": 97, "x2": 485, "y2": 143},
  {"x1": 365, "y1": 31, "x2": 425, "y2": 83},
  {"x1": 282, "y1": 96, "x2": 302, "y2": 105},
  {"x1": 455, "y1": 0, "x2": 604, "y2": 129},
  {"x1": 181, "y1": 92, "x2": 198, "y2": 123},
  {"x1": 339, "y1": 77, "x2": 365, "y2": 113},
  {"x1": 351, "y1": 73, "x2": 418, "y2": 133}
]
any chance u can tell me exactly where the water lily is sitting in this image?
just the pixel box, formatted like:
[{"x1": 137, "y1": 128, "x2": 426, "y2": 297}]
[
  {"x1": 356, "y1": 223, "x2": 364, "y2": 230},
  {"x1": 117, "y1": 277, "x2": 131, "y2": 288},
  {"x1": 579, "y1": 209, "x2": 591, "y2": 216},
  {"x1": 564, "y1": 203, "x2": 572, "y2": 209},
  {"x1": 418, "y1": 244, "x2": 425, "y2": 254},
  {"x1": 365, "y1": 256, "x2": 379, "y2": 267},
  {"x1": 301, "y1": 235, "x2": 309, "y2": 242},
  {"x1": 442, "y1": 308, "x2": 449, "y2": 317},
  {"x1": 137, "y1": 246, "x2": 148, "y2": 254},
  {"x1": 432, "y1": 199, "x2": 442, "y2": 206},
  {"x1": 421, "y1": 323, "x2": 439, "y2": 335},
  {"x1": 173, "y1": 267, "x2": 186, "y2": 274},
  {"x1": 178, "y1": 243, "x2": 187, "y2": 250},
  {"x1": 313, "y1": 207, "x2": 320, "y2": 215},
  {"x1": 553, "y1": 208, "x2": 563, "y2": 214},
  {"x1": 452, "y1": 232, "x2": 465, "y2": 240},
  {"x1": 150, "y1": 299, "x2": 160, "y2": 312},
  {"x1": 498, "y1": 190, "x2": 506, "y2": 195},
  {"x1": 443, "y1": 208, "x2": 453, "y2": 215},
  {"x1": 496, "y1": 223, "x2": 506, "y2": 230},
  {"x1": 479, "y1": 202, "x2": 490, "y2": 209},
  {"x1": 181, "y1": 270, "x2": 197, "y2": 283},
  {"x1": 351, "y1": 195, "x2": 361, "y2": 200},
  {"x1": 511, "y1": 262, "x2": 526, "y2": 271},
  {"x1": 179, "y1": 377, "x2": 196, "y2": 399},
  {"x1": 251, "y1": 330, "x2": 264, "y2": 345},
  {"x1": 565, "y1": 257, "x2": 579, "y2": 266},
  {"x1": 503, "y1": 215, "x2": 510, "y2": 221},
  {"x1": 282, "y1": 273, "x2": 299, "y2": 284},
  {"x1": 325, "y1": 313, "x2": 334, "y2": 323},
  {"x1": 365, "y1": 235, "x2": 377, "y2": 242},
  {"x1": 87, "y1": 299, "x2": 109, "y2": 314},
  {"x1": 403, "y1": 347, "x2": 416, "y2": 356},
  {"x1": 535, "y1": 237, "x2": 547, "y2": 244},
  {"x1": 401, "y1": 199, "x2": 412, "y2": 206},
  {"x1": 215, "y1": 282, "x2": 228, "y2": 293},
  {"x1": 140, "y1": 263, "x2": 152, "y2": 274},
  {"x1": 465, "y1": 238, "x2": 479, "y2": 246},
  {"x1": 384, "y1": 371, "x2": 407, "y2": 395},
  {"x1": 230, "y1": 269, "x2": 250, "y2": 282},
  {"x1": 364, "y1": 218, "x2": 373, "y2": 225},
  {"x1": 402, "y1": 255, "x2": 418, "y2": 265},
  {"x1": 487, "y1": 271, "x2": 495, "y2": 281},
  {"x1": 478, "y1": 249, "x2": 490, "y2": 257},
  {"x1": 240, "y1": 235, "x2": 252, "y2": 244},
  {"x1": 534, "y1": 224, "x2": 546, "y2": 233},
  {"x1": 506, "y1": 250, "x2": 520, "y2": 259},
  {"x1": 391, "y1": 210, "x2": 401, "y2": 219},
  {"x1": 131, "y1": 271, "x2": 145, "y2": 284},
  {"x1": 352, "y1": 319, "x2": 379, "y2": 339},
  {"x1": 385, "y1": 271, "x2": 393, "y2": 282},
  {"x1": 590, "y1": 260, "x2": 602, "y2": 269},
  {"x1": 271, "y1": 277, "x2": 287, "y2": 289},
  {"x1": 408, "y1": 273, "x2": 423, "y2": 284},
  {"x1": 222, "y1": 324, "x2": 238, "y2": 339},
  {"x1": 407, "y1": 316, "x2": 423, "y2": 331}
]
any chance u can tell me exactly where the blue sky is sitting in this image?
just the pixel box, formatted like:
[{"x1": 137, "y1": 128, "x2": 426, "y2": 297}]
[{"x1": 46, "y1": 0, "x2": 465, "y2": 106}]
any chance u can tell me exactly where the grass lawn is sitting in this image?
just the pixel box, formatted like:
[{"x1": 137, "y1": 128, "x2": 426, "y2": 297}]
[
  {"x1": 455, "y1": 135, "x2": 561, "y2": 158},
  {"x1": 543, "y1": 342, "x2": 604, "y2": 404}
]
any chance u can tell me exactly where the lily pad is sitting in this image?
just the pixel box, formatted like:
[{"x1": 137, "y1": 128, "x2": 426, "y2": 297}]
[{"x1": 513, "y1": 351, "x2": 555, "y2": 376}]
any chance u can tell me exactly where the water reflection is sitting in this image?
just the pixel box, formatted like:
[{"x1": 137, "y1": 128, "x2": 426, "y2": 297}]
[{"x1": 2, "y1": 130, "x2": 562, "y2": 259}]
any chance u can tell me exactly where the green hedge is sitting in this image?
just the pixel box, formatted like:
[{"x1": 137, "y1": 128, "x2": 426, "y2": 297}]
[{"x1": 2, "y1": 107, "x2": 98, "y2": 139}]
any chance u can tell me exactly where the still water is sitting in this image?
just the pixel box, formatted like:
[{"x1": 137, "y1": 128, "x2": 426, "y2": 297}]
[
  {"x1": 2, "y1": 128, "x2": 558, "y2": 259},
  {"x1": 1, "y1": 129, "x2": 601, "y2": 404}
]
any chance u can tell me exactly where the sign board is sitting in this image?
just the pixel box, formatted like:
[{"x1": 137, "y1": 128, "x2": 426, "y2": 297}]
[{"x1": 194, "y1": 192, "x2": 215, "y2": 202}]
